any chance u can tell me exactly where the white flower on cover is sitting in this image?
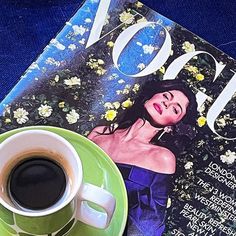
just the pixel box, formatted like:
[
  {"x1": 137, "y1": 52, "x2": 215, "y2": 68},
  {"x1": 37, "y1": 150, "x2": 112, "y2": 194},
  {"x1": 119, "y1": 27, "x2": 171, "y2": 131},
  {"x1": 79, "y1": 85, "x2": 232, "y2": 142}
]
[
  {"x1": 166, "y1": 197, "x2": 171, "y2": 208},
  {"x1": 38, "y1": 104, "x2": 53, "y2": 118},
  {"x1": 137, "y1": 63, "x2": 145, "y2": 70},
  {"x1": 184, "y1": 65, "x2": 198, "y2": 74},
  {"x1": 97, "y1": 59, "x2": 104, "y2": 65},
  {"x1": 143, "y1": 44, "x2": 155, "y2": 54},
  {"x1": 136, "y1": 42, "x2": 142, "y2": 46},
  {"x1": 45, "y1": 57, "x2": 60, "y2": 67},
  {"x1": 216, "y1": 117, "x2": 226, "y2": 128},
  {"x1": 68, "y1": 44, "x2": 76, "y2": 51},
  {"x1": 119, "y1": 11, "x2": 134, "y2": 24},
  {"x1": 123, "y1": 88, "x2": 130, "y2": 94},
  {"x1": 79, "y1": 38, "x2": 85, "y2": 45},
  {"x1": 64, "y1": 77, "x2": 81, "y2": 86},
  {"x1": 118, "y1": 79, "x2": 125, "y2": 84},
  {"x1": 104, "y1": 102, "x2": 113, "y2": 109},
  {"x1": 184, "y1": 161, "x2": 193, "y2": 170},
  {"x1": 198, "y1": 104, "x2": 205, "y2": 115},
  {"x1": 89, "y1": 114, "x2": 95, "y2": 121},
  {"x1": 135, "y1": 2, "x2": 143, "y2": 8},
  {"x1": 54, "y1": 75, "x2": 60, "y2": 82},
  {"x1": 104, "y1": 15, "x2": 110, "y2": 25},
  {"x1": 5, "y1": 118, "x2": 11, "y2": 124},
  {"x1": 108, "y1": 73, "x2": 119, "y2": 80},
  {"x1": 104, "y1": 102, "x2": 120, "y2": 110},
  {"x1": 85, "y1": 18, "x2": 92, "y2": 23},
  {"x1": 132, "y1": 84, "x2": 140, "y2": 93},
  {"x1": 13, "y1": 108, "x2": 29, "y2": 124},
  {"x1": 182, "y1": 41, "x2": 195, "y2": 53},
  {"x1": 72, "y1": 25, "x2": 86, "y2": 36},
  {"x1": 220, "y1": 150, "x2": 236, "y2": 165},
  {"x1": 50, "y1": 39, "x2": 65, "y2": 50},
  {"x1": 137, "y1": 17, "x2": 147, "y2": 23},
  {"x1": 29, "y1": 62, "x2": 40, "y2": 70},
  {"x1": 125, "y1": 84, "x2": 131, "y2": 89},
  {"x1": 66, "y1": 109, "x2": 80, "y2": 124},
  {"x1": 96, "y1": 68, "x2": 106, "y2": 76},
  {"x1": 113, "y1": 102, "x2": 120, "y2": 109}
]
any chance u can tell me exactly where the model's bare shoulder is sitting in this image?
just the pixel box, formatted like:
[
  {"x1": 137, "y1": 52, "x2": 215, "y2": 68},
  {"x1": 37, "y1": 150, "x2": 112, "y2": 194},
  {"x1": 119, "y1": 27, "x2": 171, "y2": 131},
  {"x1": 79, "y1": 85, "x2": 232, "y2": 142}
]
[
  {"x1": 150, "y1": 147, "x2": 176, "y2": 174},
  {"x1": 88, "y1": 126, "x2": 107, "y2": 139}
]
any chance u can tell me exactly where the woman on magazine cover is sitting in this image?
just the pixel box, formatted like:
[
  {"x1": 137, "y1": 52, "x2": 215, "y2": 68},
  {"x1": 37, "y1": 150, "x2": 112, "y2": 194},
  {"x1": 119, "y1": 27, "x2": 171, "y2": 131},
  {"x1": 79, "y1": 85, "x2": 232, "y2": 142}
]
[{"x1": 88, "y1": 79, "x2": 198, "y2": 236}]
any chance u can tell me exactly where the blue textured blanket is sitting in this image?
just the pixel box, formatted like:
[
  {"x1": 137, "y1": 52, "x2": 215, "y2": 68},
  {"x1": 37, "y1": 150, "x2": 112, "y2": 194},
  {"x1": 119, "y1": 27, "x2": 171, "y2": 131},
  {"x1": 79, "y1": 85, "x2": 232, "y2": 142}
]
[{"x1": 0, "y1": 0, "x2": 235, "y2": 101}]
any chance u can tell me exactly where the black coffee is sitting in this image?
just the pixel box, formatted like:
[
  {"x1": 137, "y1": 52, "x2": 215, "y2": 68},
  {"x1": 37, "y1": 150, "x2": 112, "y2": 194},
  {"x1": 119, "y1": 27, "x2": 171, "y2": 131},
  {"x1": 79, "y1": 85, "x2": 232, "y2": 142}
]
[{"x1": 8, "y1": 157, "x2": 66, "y2": 210}]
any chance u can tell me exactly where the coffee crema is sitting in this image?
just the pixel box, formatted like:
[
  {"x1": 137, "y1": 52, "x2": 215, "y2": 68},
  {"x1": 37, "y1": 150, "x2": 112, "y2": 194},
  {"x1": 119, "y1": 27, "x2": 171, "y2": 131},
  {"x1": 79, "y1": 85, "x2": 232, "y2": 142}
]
[{"x1": 8, "y1": 156, "x2": 67, "y2": 210}]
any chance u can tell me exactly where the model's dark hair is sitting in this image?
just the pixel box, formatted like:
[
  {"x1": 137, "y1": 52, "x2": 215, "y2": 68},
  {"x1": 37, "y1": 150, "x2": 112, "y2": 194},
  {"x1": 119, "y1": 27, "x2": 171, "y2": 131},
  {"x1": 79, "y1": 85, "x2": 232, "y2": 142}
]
[{"x1": 102, "y1": 79, "x2": 198, "y2": 155}]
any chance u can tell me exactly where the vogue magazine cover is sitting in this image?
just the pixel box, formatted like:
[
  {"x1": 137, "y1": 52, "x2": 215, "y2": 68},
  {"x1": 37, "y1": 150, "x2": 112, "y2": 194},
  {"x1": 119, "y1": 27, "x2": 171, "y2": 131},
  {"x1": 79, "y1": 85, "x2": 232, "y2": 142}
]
[{"x1": 0, "y1": 0, "x2": 235, "y2": 235}]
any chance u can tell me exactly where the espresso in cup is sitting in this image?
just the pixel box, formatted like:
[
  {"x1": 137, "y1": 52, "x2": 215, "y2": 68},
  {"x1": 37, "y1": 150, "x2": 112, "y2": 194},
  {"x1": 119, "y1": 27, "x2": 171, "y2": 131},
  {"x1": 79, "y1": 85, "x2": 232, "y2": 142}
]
[
  {"x1": 1, "y1": 149, "x2": 74, "y2": 212},
  {"x1": 8, "y1": 154, "x2": 67, "y2": 210}
]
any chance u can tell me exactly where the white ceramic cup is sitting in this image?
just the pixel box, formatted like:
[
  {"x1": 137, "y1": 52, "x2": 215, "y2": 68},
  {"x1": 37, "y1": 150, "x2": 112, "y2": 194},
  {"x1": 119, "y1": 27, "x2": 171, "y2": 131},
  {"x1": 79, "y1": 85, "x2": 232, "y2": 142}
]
[{"x1": 0, "y1": 130, "x2": 116, "y2": 235}]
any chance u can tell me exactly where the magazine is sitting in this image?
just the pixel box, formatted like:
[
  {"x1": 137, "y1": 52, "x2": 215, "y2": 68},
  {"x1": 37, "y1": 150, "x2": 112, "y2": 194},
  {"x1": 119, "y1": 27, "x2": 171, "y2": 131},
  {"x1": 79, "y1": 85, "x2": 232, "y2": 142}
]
[{"x1": 0, "y1": 0, "x2": 235, "y2": 235}]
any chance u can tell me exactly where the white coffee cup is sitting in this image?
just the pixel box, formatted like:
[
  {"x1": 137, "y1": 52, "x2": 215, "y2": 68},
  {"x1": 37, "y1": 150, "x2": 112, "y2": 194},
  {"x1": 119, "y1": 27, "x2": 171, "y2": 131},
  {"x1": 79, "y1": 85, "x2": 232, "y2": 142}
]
[{"x1": 0, "y1": 130, "x2": 116, "y2": 235}]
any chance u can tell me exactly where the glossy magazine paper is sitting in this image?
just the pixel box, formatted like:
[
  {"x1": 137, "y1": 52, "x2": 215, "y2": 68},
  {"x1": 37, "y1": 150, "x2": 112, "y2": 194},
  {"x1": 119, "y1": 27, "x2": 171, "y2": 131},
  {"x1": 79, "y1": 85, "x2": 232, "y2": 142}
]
[{"x1": 0, "y1": 1, "x2": 235, "y2": 235}]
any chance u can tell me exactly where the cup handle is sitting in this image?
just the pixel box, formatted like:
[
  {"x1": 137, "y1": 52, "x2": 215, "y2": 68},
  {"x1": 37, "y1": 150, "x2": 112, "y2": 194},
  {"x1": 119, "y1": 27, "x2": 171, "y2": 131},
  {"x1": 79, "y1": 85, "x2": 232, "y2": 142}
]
[{"x1": 76, "y1": 183, "x2": 116, "y2": 229}]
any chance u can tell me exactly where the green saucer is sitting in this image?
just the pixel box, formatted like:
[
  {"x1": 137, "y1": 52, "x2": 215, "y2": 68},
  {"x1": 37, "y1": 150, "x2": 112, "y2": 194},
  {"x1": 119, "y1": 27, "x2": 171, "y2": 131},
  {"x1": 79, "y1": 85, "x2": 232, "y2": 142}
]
[{"x1": 0, "y1": 126, "x2": 128, "y2": 236}]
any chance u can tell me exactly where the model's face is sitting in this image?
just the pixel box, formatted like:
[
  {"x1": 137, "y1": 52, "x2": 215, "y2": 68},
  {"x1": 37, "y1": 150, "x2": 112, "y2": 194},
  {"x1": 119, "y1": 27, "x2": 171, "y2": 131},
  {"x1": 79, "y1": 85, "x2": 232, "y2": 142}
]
[{"x1": 144, "y1": 90, "x2": 189, "y2": 126}]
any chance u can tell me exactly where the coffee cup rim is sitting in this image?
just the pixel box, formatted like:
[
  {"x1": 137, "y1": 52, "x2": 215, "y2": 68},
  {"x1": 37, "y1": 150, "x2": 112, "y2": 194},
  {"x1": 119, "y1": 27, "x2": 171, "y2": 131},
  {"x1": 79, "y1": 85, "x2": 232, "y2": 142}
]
[{"x1": 0, "y1": 129, "x2": 82, "y2": 217}]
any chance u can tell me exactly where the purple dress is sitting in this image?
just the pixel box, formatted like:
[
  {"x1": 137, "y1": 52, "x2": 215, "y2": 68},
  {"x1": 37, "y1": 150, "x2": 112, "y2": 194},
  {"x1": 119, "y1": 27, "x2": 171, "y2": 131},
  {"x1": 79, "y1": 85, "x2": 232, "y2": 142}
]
[{"x1": 117, "y1": 163, "x2": 172, "y2": 236}]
